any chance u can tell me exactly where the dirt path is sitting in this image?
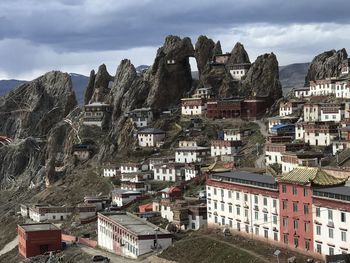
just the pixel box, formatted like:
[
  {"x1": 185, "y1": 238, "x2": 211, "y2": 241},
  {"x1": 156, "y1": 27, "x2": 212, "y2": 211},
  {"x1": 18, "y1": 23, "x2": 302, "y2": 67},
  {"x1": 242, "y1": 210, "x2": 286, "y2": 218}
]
[
  {"x1": 254, "y1": 120, "x2": 267, "y2": 169},
  {"x1": 0, "y1": 237, "x2": 17, "y2": 257}
]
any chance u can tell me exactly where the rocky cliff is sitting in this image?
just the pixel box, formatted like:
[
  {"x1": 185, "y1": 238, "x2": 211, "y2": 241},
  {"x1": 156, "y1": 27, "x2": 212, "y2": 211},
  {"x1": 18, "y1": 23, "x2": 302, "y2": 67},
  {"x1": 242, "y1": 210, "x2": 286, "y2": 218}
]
[
  {"x1": 305, "y1": 48, "x2": 348, "y2": 85},
  {"x1": 194, "y1": 35, "x2": 215, "y2": 76},
  {"x1": 241, "y1": 53, "x2": 282, "y2": 101},
  {"x1": 227, "y1": 42, "x2": 250, "y2": 65}
]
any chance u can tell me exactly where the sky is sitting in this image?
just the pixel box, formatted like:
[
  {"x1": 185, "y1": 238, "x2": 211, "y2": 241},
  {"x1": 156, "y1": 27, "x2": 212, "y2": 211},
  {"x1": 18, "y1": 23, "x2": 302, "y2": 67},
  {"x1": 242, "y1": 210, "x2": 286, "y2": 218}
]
[{"x1": 0, "y1": 0, "x2": 350, "y2": 80}]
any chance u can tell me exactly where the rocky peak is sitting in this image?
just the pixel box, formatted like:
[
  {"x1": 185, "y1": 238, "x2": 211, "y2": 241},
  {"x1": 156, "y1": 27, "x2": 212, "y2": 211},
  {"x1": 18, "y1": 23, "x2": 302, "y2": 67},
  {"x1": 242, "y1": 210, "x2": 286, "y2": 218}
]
[
  {"x1": 0, "y1": 71, "x2": 77, "y2": 138},
  {"x1": 305, "y1": 48, "x2": 348, "y2": 85},
  {"x1": 194, "y1": 35, "x2": 215, "y2": 76},
  {"x1": 146, "y1": 35, "x2": 194, "y2": 110},
  {"x1": 227, "y1": 42, "x2": 250, "y2": 65},
  {"x1": 241, "y1": 53, "x2": 282, "y2": 101},
  {"x1": 84, "y1": 64, "x2": 113, "y2": 104},
  {"x1": 213, "y1": 41, "x2": 222, "y2": 57}
]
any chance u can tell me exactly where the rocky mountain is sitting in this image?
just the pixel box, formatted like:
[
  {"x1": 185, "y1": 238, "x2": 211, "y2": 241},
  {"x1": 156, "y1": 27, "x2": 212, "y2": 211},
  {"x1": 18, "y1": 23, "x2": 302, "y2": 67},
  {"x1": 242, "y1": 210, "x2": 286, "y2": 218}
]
[
  {"x1": 0, "y1": 74, "x2": 89, "y2": 104},
  {"x1": 279, "y1": 63, "x2": 309, "y2": 95},
  {"x1": 305, "y1": 48, "x2": 348, "y2": 85}
]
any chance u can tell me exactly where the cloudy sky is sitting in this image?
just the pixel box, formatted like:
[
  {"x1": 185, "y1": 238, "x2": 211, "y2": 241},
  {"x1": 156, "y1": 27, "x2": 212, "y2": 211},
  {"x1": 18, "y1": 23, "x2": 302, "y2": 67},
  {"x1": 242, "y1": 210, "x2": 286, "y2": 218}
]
[{"x1": 1, "y1": 0, "x2": 350, "y2": 80}]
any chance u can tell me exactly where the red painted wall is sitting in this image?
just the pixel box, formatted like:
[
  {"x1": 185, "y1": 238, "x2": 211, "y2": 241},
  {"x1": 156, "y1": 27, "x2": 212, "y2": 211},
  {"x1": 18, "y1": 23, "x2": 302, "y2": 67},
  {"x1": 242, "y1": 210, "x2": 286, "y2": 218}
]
[
  {"x1": 278, "y1": 183, "x2": 313, "y2": 252},
  {"x1": 18, "y1": 226, "x2": 61, "y2": 258}
]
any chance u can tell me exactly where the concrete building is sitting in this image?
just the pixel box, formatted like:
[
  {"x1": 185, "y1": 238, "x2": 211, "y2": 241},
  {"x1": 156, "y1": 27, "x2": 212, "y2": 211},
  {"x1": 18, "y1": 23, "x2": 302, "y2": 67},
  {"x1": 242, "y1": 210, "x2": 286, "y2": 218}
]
[
  {"x1": 128, "y1": 108, "x2": 153, "y2": 128},
  {"x1": 181, "y1": 98, "x2": 206, "y2": 116},
  {"x1": 280, "y1": 151, "x2": 323, "y2": 174},
  {"x1": 303, "y1": 122, "x2": 339, "y2": 146},
  {"x1": 102, "y1": 164, "x2": 117, "y2": 177},
  {"x1": 270, "y1": 124, "x2": 296, "y2": 137},
  {"x1": 193, "y1": 87, "x2": 212, "y2": 99},
  {"x1": 265, "y1": 142, "x2": 306, "y2": 166},
  {"x1": 148, "y1": 157, "x2": 175, "y2": 171},
  {"x1": 227, "y1": 63, "x2": 251, "y2": 80},
  {"x1": 18, "y1": 223, "x2": 61, "y2": 258},
  {"x1": 152, "y1": 163, "x2": 185, "y2": 182},
  {"x1": 72, "y1": 144, "x2": 93, "y2": 161},
  {"x1": 188, "y1": 205, "x2": 208, "y2": 230},
  {"x1": 279, "y1": 101, "x2": 304, "y2": 117},
  {"x1": 28, "y1": 205, "x2": 75, "y2": 222},
  {"x1": 309, "y1": 79, "x2": 336, "y2": 96},
  {"x1": 293, "y1": 87, "x2": 311, "y2": 98},
  {"x1": 184, "y1": 164, "x2": 201, "y2": 181},
  {"x1": 137, "y1": 128, "x2": 166, "y2": 147},
  {"x1": 335, "y1": 80, "x2": 350, "y2": 99},
  {"x1": 179, "y1": 140, "x2": 197, "y2": 147},
  {"x1": 111, "y1": 189, "x2": 142, "y2": 207},
  {"x1": 175, "y1": 146, "x2": 210, "y2": 164},
  {"x1": 268, "y1": 116, "x2": 299, "y2": 133},
  {"x1": 84, "y1": 195, "x2": 110, "y2": 211},
  {"x1": 83, "y1": 102, "x2": 112, "y2": 127},
  {"x1": 223, "y1": 128, "x2": 243, "y2": 141},
  {"x1": 211, "y1": 140, "x2": 242, "y2": 157},
  {"x1": 97, "y1": 212, "x2": 172, "y2": 259},
  {"x1": 207, "y1": 171, "x2": 280, "y2": 242},
  {"x1": 120, "y1": 163, "x2": 142, "y2": 174}
]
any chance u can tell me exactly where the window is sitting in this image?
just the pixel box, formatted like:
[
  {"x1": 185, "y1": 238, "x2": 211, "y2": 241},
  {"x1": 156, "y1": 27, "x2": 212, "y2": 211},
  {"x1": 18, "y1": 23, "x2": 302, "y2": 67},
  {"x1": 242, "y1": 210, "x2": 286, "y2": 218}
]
[
  {"x1": 274, "y1": 232, "x2": 278, "y2": 241},
  {"x1": 303, "y1": 187, "x2": 308, "y2": 197},
  {"x1": 255, "y1": 211, "x2": 258, "y2": 220},
  {"x1": 228, "y1": 191, "x2": 232, "y2": 198},
  {"x1": 273, "y1": 215, "x2": 277, "y2": 225},
  {"x1": 264, "y1": 229, "x2": 268, "y2": 238},
  {"x1": 293, "y1": 202, "x2": 298, "y2": 212},
  {"x1": 304, "y1": 204, "x2": 309, "y2": 214},
  {"x1": 221, "y1": 217, "x2": 225, "y2": 225},
  {"x1": 254, "y1": 195, "x2": 258, "y2": 204},
  {"x1": 305, "y1": 240, "x2": 310, "y2": 250},
  {"x1": 328, "y1": 210, "x2": 333, "y2": 221},
  {"x1": 316, "y1": 244, "x2": 322, "y2": 254},
  {"x1": 229, "y1": 220, "x2": 233, "y2": 228},
  {"x1": 255, "y1": 227, "x2": 259, "y2": 236},
  {"x1": 245, "y1": 224, "x2": 249, "y2": 233},
  {"x1": 316, "y1": 207, "x2": 321, "y2": 217},
  {"x1": 283, "y1": 217, "x2": 288, "y2": 227},
  {"x1": 273, "y1": 199, "x2": 277, "y2": 208},
  {"x1": 221, "y1": 203, "x2": 224, "y2": 211},
  {"x1": 244, "y1": 209, "x2": 248, "y2": 218},
  {"x1": 304, "y1": 222, "x2": 309, "y2": 233},
  {"x1": 293, "y1": 220, "x2": 299, "y2": 230},
  {"x1": 282, "y1": 184, "x2": 287, "y2": 193},
  {"x1": 294, "y1": 238, "x2": 299, "y2": 248},
  {"x1": 341, "y1": 212, "x2": 346, "y2": 223},
  {"x1": 215, "y1": 216, "x2": 218, "y2": 223},
  {"x1": 244, "y1": 194, "x2": 248, "y2": 202},
  {"x1": 263, "y1": 197, "x2": 267, "y2": 206},
  {"x1": 237, "y1": 222, "x2": 241, "y2": 231},
  {"x1": 221, "y1": 189, "x2": 224, "y2": 197},
  {"x1": 229, "y1": 205, "x2": 232, "y2": 213},
  {"x1": 236, "y1": 192, "x2": 240, "y2": 200},
  {"x1": 341, "y1": 231, "x2": 347, "y2": 242},
  {"x1": 316, "y1": 225, "x2": 321, "y2": 235},
  {"x1": 329, "y1": 228, "x2": 334, "y2": 239},
  {"x1": 236, "y1": 207, "x2": 240, "y2": 215},
  {"x1": 214, "y1": 202, "x2": 217, "y2": 210},
  {"x1": 282, "y1": 200, "x2": 287, "y2": 210},
  {"x1": 329, "y1": 247, "x2": 334, "y2": 256},
  {"x1": 283, "y1": 234, "x2": 288, "y2": 244},
  {"x1": 264, "y1": 213, "x2": 268, "y2": 222},
  {"x1": 292, "y1": 185, "x2": 298, "y2": 195},
  {"x1": 214, "y1": 188, "x2": 217, "y2": 195}
]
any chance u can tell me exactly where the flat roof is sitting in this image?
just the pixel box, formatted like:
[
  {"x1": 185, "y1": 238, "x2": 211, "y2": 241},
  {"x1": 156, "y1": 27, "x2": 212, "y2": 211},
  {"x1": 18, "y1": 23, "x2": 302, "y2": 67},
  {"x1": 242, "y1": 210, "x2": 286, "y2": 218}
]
[
  {"x1": 176, "y1": 146, "x2": 210, "y2": 151},
  {"x1": 20, "y1": 223, "x2": 60, "y2": 232},
  {"x1": 101, "y1": 212, "x2": 170, "y2": 236},
  {"x1": 314, "y1": 185, "x2": 350, "y2": 198},
  {"x1": 211, "y1": 171, "x2": 277, "y2": 185}
]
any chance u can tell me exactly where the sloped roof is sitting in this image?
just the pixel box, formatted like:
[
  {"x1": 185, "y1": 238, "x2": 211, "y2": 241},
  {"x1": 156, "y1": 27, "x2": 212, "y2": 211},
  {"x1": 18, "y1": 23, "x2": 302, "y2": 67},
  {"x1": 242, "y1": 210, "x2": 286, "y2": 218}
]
[
  {"x1": 203, "y1": 161, "x2": 232, "y2": 173},
  {"x1": 280, "y1": 167, "x2": 348, "y2": 186}
]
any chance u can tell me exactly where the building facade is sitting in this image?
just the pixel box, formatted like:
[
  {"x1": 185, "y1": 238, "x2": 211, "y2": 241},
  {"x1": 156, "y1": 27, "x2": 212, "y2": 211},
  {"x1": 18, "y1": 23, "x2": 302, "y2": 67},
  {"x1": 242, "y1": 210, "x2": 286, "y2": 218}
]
[
  {"x1": 175, "y1": 146, "x2": 210, "y2": 164},
  {"x1": 137, "y1": 128, "x2": 166, "y2": 147},
  {"x1": 181, "y1": 98, "x2": 206, "y2": 116},
  {"x1": 211, "y1": 140, "x2": 242, "y2": 157}
]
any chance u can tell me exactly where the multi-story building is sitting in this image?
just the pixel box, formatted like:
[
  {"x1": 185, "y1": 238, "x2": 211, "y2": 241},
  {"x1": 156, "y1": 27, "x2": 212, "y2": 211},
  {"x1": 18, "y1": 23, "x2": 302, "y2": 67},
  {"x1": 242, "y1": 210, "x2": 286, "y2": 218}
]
[
  {"x1": 335, "y1": 80, "x2": 350, "y2": 99},
  {"x1": 120, "y1": 163, "x2": 142, "y2": 174},
  {"x1": 268, "y1": 116, "x2": 299, "y2": 133},
  {"x1": 207, "y1": 99, "x2": 242, "y2": 119},
  {"x1": 270, "y1": 124, "x2": 296, "y2": 137},
  {"x1": 303, "y1": 122, "x2": 339, "y2": 146},
  {"x1": 28, "y1": 205, "x2": 75, "y2": 222},
  {"x1": 97, "y1": 212, "x2": 172, "y2": 258},
  {"x1": 309, "y1": 79, "x2": 336, "y2": 96},
  {"x1": 293, "y1": 87, "x2": 311, "y2": 98},
  {"x1": 181, "y1": 98, "x2": 206, "y2": 116},
  {"x1": 280, "y1": 151, "x2": 323, "y2": 174},
  {"x1": 279, "y1": 101, "x2": 304, "y2": 117},
  {"x1": 175, "y1": 146, "x2": 210, "y2": 164},
  {"x1": 137, "y1": 128, "x2": 166, "y2": 147},
  {"x1": 227, "y1": 63, "x2": 251, "y2": 80},
  {"x1": 265, "y1": 142, "x2": 306, "y2": 166},
  {"x1": 102, "y1": 164, "x2": 118, "y2": 177},
  {"x1": 148, "y1": 157, "x2": 175, "y2": 170},
  {"x1": 83, "y1": 102, "x2": 112, "y2": 128},
  {"x1": 152, "y1": 163, "x2": 184, "y2": 182},
  {"x1": 207, "y1": 171, "x2": 280, "y2": 242},
  {"x1": 111, "y1": 189, "x2": 142, "y2": 207},
  {"x1": 211, "y1": 140, "x2": 242, "y2": 157},
  {"x1": 188, "y1": 205, "x2": 208, "y2": 230},
  {"x1": 184, "y1": 164, "x2": 201, "y2": 181},
  {"x1": 223, "y1": 128, "x2": 243, "y2": 141},
  {"x1": 128, "y1": 108, "x2": 153, "y2": 128},
  {"x1": 192, "y1": 87, "x2": 212, "y2": 99}
]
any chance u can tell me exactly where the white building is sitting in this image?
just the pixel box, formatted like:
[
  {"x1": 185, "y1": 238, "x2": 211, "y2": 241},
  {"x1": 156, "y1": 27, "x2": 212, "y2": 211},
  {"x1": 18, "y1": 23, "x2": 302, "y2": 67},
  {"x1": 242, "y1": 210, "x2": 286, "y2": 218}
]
[
  {"x1": 303, "y1": 122, "x2": 339, "y2": 146},
  {"x1": 211, "y1": 140, "x2": 242, "y2": 157},
  {"x1": 265, "y1": 142, "x2": 306, "y2": 166},
  {"x1": 268, "y1": 116, "x2": 298, "y2": 133},
  {"x1": 111, "y1": 189, "x2": 142, "y2": 207},
  {"x1": 128, "y1": 108, "x2": 153, "y2": 128},
  {"x1": 309, "y1": 79, "x2": 336, "y2": 96},
  {"x1": 98, "y1": 212, "x2": 172, "y2": 259},
  {"x1": 313, "y1": 186, "x2": 350, "y2": 256},
  {"x1": 28, "y1": 205, "x2": 75, "y2": 222},
  {"x1": 227, "y1": 63, "x2": 251, "y2": 80},
  {"x1": 179, "y1": 140, "x2": 197, "y2": 147},
  {"x1": 303, "y1": 103, "x2": 320, "y2": 122},
  {"x1": 137, "y1": 128, "x2": 165, "y2": 147},
  {"x1": 175, "y1": 146, "x2": 210, "y2": 164},
  {"x1": 188, "y1": 205, "x2": 208, "y2": 230},
  {"x1": 184, "y1": 164, "x2": 200, "y2": 181},
  {"x1": 223, "y1": 129, "x2": 242, "y2": 141},
  {"x1": 102, "y1": 165, "x2": 117, "y2": 177},
  {"x1": 335, "y1": 80, "x2": 350, "y2": 99},
  {"x1": 181, "y1": 98, "x2": 206, "y2": 116},
  {"x1": 207, "y1": 171, "x2": 280, "y2": 242},
  {"x1": 192, "y1": 87, "x2": 212, "y2": 99},
  {"x1": 280, "y1": 152, "x2": 323, "y2": 174},
  {"x1": 293, "y1": 87, "x2": 311, "y2": 98},
  {"x1": 152, "y1": 163, "x2": 184, "y2": 182},
  {"x1": 120, "y1": 163, "x2": 142, "y2": 174},
  {"x1": 279, "y1": 101, "x2": 304, "y2": 117},
  {"x1": 83, "y1": 102, "x2": 112, "y2": 127}
]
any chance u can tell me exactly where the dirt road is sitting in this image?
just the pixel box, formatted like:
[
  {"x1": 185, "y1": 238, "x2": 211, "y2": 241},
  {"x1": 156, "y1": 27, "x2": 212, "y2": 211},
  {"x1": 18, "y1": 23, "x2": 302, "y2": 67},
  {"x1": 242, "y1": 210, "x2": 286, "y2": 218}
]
[
  {"x1": 254, "y1": 120, "x2": 267, "y2": 169},
  {"x1": 0, "y1": 237, "x2": 17, "y2": 257}
]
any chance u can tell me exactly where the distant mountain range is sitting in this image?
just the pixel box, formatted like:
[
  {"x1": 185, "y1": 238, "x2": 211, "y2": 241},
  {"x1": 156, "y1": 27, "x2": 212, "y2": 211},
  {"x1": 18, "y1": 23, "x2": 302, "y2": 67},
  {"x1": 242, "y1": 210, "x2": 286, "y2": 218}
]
[
  {"x1": 0, "y1": 63, "x2": 310, "y2": 102},
  {"x1": 279, "y1": 62, "x2": 310, "y2": 95}
]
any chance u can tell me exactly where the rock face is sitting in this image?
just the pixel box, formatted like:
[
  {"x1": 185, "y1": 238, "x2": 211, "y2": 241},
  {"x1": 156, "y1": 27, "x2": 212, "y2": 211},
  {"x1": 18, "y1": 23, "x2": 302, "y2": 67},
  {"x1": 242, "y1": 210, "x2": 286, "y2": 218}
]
[
  {"x1": 241, "y1": 53, "x2": 282, "y2": 101},
  {"x1": 0, "y1": 71, "x2": 77, "y2": 138},
  {"x1": 227, "y1": 42, "x2": 250, "y2": 65},
  {"x1": 146, "y1": 35, "x2": 194, "y2": 109},
  {"x1": 194, "y1": 35, "x2": 215, "y2": 76},
  {"x1": 305, "y1": 48, "x2": 348, "y2": 85},
  {"x1": 84, "y1": 64, "x2": 113, "y2": 104}
]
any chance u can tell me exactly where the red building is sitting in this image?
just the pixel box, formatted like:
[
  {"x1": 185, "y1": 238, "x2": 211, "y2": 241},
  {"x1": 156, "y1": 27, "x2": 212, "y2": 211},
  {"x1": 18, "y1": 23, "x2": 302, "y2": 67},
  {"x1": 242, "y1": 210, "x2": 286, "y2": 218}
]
[
  {"x1": 139, "y1": 203, "x2": 153, "y2": 213},
  {"x1": 241, "y1": 97, "x2": 270, "y2": 120},
  {"x1": 18, "y1": 223, "x2": 61, "y2": 258}
]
